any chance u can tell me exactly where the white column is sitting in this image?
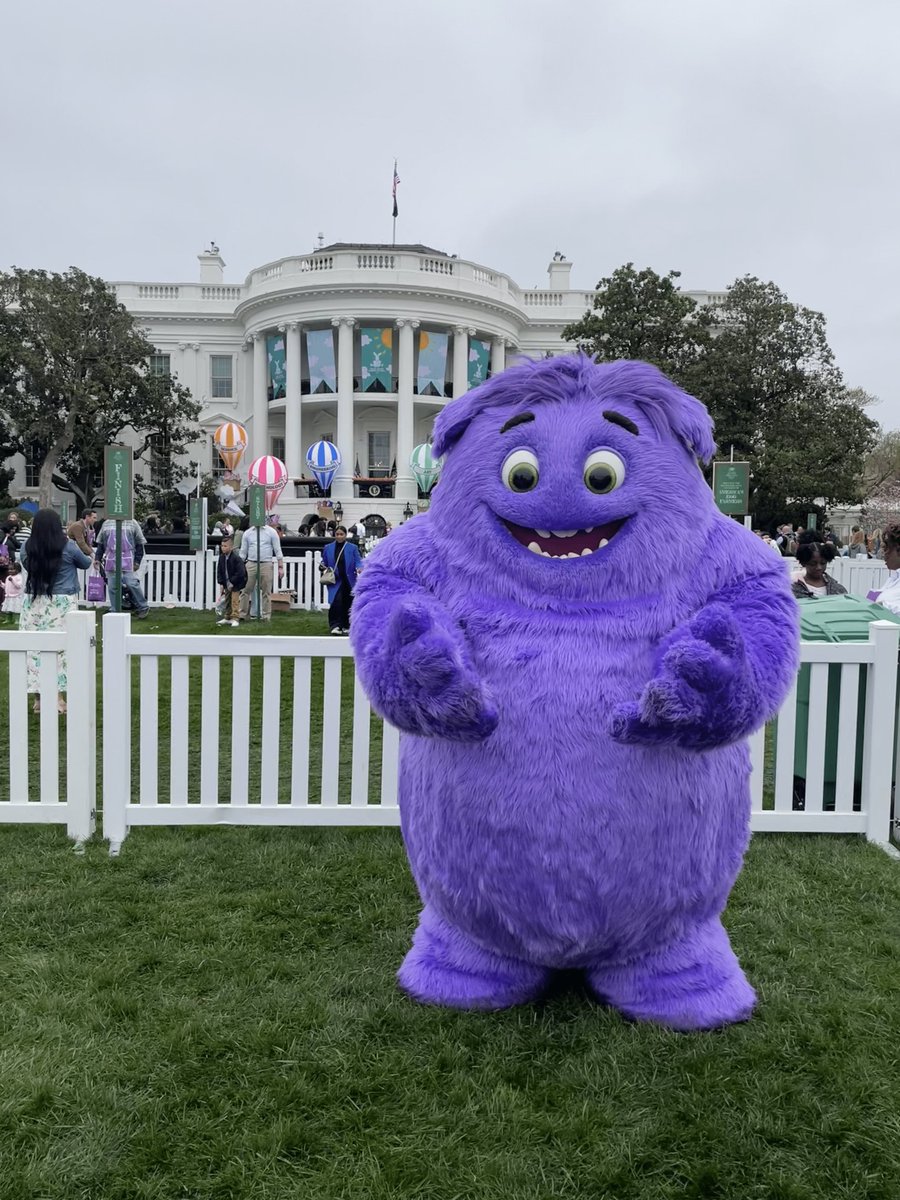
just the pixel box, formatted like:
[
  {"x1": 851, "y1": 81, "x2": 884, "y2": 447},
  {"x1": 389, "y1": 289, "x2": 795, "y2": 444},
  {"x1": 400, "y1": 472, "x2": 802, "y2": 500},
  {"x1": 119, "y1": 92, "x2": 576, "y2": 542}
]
[
  {"x1": 284, "y1": 322, "x2": 302, "y2": 480},
  {"x1": 332, "y1": 317, "x2": 355, "y2": 501},
  {"x1": 490, "y1": 337, "x2": 506, "y2": 377},
  {"x1": 252, "y1": 333, "x2": 268, "y2": 462},
  {"x1": 452, "y1": 327, "x2": 472, "y2": 398},
  {"x1": 395, "y1": 319, "x2": 418, "y2": 503}
]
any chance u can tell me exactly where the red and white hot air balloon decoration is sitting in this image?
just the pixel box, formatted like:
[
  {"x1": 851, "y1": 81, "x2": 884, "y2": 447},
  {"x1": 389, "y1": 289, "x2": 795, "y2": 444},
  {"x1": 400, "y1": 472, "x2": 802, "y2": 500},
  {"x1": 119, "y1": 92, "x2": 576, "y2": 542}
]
[{"x1": 247, "y1": 454, "x2": 288, "y2": 511}]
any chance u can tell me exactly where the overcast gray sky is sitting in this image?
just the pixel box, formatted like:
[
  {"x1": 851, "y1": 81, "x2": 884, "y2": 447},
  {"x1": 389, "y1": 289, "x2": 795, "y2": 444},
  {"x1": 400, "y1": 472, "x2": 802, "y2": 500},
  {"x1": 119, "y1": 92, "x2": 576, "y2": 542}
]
[{"x1": 3, "y1": 0, "x2": 898, "y2": 425}]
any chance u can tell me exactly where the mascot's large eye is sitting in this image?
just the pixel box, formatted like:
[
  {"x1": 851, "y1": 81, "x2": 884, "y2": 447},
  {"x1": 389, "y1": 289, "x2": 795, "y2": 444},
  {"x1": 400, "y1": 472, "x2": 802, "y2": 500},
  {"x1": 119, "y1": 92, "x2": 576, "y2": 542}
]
[
  {"x1": 584, "y1": 449, "x2": 626, "y2": 494},
  {"x1": 502, "y1": 449, "x2": 540, "y2": 493}
]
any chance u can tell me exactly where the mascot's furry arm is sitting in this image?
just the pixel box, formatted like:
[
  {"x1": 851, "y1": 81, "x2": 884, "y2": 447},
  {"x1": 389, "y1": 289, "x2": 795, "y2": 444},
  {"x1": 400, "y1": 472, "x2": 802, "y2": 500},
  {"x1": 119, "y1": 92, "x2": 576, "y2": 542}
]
[
  {"x1": 351, "y1": 527, "x2": 498, "y2": 742},
  {"x1": 610, "y1": 576, "x2": 798, "y2": 751}
]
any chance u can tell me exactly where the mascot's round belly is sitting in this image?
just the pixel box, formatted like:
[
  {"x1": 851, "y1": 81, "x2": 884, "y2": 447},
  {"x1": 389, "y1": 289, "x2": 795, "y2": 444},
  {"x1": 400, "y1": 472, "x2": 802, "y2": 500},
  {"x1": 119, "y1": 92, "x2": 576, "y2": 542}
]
[{"x1": 398, "y1": 625, "x2": 750, "y2": 967}]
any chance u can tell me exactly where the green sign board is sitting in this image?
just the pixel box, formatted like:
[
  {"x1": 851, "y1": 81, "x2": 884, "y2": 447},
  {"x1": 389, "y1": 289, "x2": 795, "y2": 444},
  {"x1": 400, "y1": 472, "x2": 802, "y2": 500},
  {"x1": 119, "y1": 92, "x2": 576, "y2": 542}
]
[
  {"x1": 189, "y1": 497, "x2": 207, "y2": 551},
  {"x1": 59, "y1": 499, "x2": 70, "y2": 525},
  {"x1": 712, "y1": 461, "x2": 750, "y2": 515},
  {"x1": 249, "y1": 484, "x2": 266, "y2": 528},
  {"x1": 104, "y1": 445, "x2": 133, "y2": 519},
  {"x1": 807, "y1": 512, "x2": 817, "y2": 531}
]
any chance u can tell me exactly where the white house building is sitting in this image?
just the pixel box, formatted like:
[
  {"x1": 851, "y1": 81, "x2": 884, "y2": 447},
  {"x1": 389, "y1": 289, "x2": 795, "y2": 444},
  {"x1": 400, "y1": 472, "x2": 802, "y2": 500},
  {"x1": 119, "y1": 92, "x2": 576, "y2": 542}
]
[{"x1": 10, "y1": 243, "x2": 725, "y2": 527}]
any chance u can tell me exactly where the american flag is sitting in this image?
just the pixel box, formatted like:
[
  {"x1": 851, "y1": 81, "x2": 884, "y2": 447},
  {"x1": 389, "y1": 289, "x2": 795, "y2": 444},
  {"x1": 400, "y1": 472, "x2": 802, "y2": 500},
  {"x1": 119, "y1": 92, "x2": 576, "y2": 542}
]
[{"x1": 392, "y1": 161, "x2": 400, "y2": 218}]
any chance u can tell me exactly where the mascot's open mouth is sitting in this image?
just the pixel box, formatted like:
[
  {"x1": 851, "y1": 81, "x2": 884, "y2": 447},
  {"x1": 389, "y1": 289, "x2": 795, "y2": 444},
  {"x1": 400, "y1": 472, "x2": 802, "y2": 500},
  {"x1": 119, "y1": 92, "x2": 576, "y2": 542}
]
[{"x1": 502, "y1": 518, "x2": 627, "y2": 559}]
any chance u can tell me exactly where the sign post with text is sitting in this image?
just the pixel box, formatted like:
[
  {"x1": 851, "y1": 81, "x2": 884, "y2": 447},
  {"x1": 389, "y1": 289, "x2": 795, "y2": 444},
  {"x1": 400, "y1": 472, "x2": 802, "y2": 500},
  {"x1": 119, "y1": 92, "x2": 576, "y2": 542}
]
[
  {"x1": 712, "y1": 461, "x2": 750, "y2": 517},
  {"x1": 104, "y1": 445, "x2": 133, "y2": 613},
  {"x1": 249, "y1": 484, "x2": 266, "y2": 620}
]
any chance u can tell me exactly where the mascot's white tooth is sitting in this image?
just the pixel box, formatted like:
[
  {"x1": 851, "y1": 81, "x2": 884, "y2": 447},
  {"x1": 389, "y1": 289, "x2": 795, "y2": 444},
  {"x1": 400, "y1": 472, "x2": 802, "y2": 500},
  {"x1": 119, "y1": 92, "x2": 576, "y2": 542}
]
[
  {"x1": 527, "y1": 541, "x2": 542, "y2": 554},
  {"x1": 551, "y1": 529, "x2": 578, "y2": 538},
  {"x1": 584, "y1": 527, "x2": 594, "y2": 534},
  {"x1": 541, "y1": 550, "x2": 552, "y2": 558},
  {"x1": 581, "y1": 547, "x2": 593, "y2": 556},
  {"x1": 599, "y1": 538, "x2": 609, "y2": 548},
  {"x1": 536, "y1": 529, "x2": 551, "y2": 539}
]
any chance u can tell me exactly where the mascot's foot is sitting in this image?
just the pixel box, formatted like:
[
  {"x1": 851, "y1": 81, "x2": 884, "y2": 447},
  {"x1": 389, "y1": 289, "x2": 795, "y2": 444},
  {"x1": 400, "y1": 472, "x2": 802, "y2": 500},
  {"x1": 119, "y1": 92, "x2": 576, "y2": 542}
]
[
  {"x1": 586, "y1": 919, "x2": 756, "y2": 1032},
  {"x1": 399, "y1": 907, "x2": 550, "y2": 1011}
]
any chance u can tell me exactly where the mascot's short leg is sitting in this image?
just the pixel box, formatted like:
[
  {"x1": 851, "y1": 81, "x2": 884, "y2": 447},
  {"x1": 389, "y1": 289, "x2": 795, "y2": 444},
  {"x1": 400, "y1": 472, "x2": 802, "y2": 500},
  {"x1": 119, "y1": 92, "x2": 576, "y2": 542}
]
[
  {"x1": 398, "y1": 905, "x2": 550, "y2": 1011},
  {"x1": 586, "y1": 918, "x2": 755, "y2": 1032}
]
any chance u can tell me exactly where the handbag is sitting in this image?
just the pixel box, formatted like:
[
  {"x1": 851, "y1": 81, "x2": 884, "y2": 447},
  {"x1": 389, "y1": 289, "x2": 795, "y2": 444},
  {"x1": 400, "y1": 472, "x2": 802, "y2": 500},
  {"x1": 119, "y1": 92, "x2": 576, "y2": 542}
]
[
  {"x1": 86, "y1": 566, "x2": 107, "y2": 603},
  {"x1": 320, "y1": 544, "x2": 345, "y2": 586}
]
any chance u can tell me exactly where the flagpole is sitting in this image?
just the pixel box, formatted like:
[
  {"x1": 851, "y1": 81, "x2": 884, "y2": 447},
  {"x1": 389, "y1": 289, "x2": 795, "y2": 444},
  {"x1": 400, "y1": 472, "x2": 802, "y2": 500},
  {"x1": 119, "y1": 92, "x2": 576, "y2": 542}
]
[{"x1": 392, "y1": 158, "x2": 398, "y2": 247}]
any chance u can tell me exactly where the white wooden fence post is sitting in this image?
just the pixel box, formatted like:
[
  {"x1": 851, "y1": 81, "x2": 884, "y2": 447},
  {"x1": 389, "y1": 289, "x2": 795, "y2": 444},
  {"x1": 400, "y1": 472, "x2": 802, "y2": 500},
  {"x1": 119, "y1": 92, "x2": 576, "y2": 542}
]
[
  {"x1": 102, "y1": 613, "x2": 131, "y2": 854},
  {"x1": 64, "y1": 609, "x2": 96, "y2": 844},
  {"x1": 192, "y1": 550, "x2": 203, "y2": 610},
  {"x1": 861, "y1": 620, "x2": 900, "y2": 845}
]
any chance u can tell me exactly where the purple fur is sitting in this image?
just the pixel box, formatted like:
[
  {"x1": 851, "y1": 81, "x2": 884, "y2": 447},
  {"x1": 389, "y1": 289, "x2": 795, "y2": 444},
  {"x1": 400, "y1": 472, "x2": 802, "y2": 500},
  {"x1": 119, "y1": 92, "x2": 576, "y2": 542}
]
[{"x1": 351, "y1": 355, "x2": 799, "y2": 1030}]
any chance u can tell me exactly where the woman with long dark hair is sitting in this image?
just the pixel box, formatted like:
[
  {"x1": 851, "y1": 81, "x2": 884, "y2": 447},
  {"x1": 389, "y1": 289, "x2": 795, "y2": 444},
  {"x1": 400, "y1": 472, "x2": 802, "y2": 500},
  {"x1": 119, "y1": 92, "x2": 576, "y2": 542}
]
[{"x1": 19, "y1": 508, "x2": 92, "y2": 713}]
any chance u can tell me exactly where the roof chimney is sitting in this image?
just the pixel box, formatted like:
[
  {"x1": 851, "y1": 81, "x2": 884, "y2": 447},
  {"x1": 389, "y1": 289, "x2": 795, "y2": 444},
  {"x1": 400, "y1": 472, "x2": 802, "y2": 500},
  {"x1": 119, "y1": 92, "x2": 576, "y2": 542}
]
[
  {"x1": 198, "y1": 244, "x2": 225, "y2": 283},
  {"x1": 547, "y1": 252, "x2": 572, "y2": 290}
]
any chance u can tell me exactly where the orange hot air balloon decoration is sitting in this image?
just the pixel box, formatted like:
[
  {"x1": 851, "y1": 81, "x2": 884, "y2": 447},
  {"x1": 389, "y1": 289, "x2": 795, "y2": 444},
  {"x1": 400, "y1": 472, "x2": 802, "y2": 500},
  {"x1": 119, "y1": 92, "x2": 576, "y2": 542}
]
[{"x1": 213, "y1": 422, "x2": 248, "y2": 474}]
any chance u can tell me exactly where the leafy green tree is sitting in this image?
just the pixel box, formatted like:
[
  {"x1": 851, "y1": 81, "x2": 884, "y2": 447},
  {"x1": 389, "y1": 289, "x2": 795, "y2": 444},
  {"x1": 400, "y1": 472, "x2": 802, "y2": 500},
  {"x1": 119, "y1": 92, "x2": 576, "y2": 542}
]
[
  {"x1": 700, "y1": 278, "x2": 878, "y2": 525},
  {"x1": 565, "y1": 267, "x2": 878, "y2": 527},
  {"x1": 0, "y1": 267, "x2": 200, "y2": 511},
  {"x1": 562, "y1": 263, "x2": 713, "y2": 381},
  {"x1": 862, "y1": 429, "x2": 900, "y2": 494}
]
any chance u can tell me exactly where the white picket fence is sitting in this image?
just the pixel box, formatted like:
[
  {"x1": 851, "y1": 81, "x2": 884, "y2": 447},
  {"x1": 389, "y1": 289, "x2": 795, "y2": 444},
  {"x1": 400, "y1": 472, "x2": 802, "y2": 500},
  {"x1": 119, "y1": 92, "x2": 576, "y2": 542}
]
[
  {"x1": 827, "y1": 557, "x2": 889, "y2": 596},
  {"x1": 77, "y1": 552, "x2": 889, "y2": 614},
  {"x1": 76, "y1": 551, "x2": 330, "y2": 611},
  {"x1": 101, "y1": 615, "x2": 400, "y2": 854},
  {"x1": 0, "y1": 610, "x2": 96, "y2": 842},
  {"x1": 2, "y1": 613, "x2": 900, "y2": 852}
]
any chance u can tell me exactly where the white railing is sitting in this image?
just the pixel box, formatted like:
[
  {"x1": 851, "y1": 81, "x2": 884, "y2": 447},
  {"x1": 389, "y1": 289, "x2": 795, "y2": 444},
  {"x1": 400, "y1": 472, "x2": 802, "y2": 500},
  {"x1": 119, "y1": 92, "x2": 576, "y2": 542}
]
[
  {"x1": 98, "y1": 616, "x2": 900, "y2": 852},
  {"x1": 828, "y1": 558, "x2": 888, "y2": 596},
  {"x1": 747, "y1": 620, "x2": 898, "y2": 840},
  {"x1": 76, "y1": 551, "x2": 330, "y2": 612},
  {"x1": 523, "y1": 290, "x2": 564, "y2": 306},
  {"x1": 101, "y1": 615, "x2": 399, "y2": 854},
  {"x1": 4, "y1": 614, "x2": 899, "y2": 852},
  {"x1": 299, "y1": 255, "x2": 334, "y2": 272},
  {"x1": 200, "y1": 285, "x2": 242, "y2": 301},
  {"x1": 358, "y1": 253, "x2": 395, "y2": 269},
  {"x1": 0, "y1": 611, "x2": 96, "y2": 843},
  {"x1": 137, "y1": 285, "x2": 179, "y2": 299}
]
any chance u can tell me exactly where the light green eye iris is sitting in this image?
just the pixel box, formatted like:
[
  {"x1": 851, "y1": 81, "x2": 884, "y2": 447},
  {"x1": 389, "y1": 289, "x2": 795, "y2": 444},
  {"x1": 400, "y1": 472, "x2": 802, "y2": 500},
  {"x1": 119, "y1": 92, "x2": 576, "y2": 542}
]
[
  {"x1": 584, "y1": 449, "x2": 626, "y2": 494},
  {"x1": 502, "y1": 449, "x2": 539, "y2": 493}
]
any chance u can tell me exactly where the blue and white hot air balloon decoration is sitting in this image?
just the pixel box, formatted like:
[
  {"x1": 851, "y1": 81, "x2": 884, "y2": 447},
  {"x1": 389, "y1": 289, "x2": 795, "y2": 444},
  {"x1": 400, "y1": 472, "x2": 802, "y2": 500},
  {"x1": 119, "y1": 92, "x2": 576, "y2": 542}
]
[
  {"x1": 306, "y1": 439, "x2": 341, "y2": 491},
  {"x1": 410, "y1": 442, "x2": 443, "y2": 493}
]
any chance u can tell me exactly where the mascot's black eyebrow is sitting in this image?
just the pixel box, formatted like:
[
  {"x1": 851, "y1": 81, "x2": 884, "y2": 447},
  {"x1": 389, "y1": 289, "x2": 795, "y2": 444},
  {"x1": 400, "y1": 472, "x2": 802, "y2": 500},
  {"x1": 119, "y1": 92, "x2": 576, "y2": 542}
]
[
  {"x1": 602, "y1": 410, "x2": 640, "y2": 436},
  {"x1": 499, "y1": 412, "x2": 535, "y2": 434}
]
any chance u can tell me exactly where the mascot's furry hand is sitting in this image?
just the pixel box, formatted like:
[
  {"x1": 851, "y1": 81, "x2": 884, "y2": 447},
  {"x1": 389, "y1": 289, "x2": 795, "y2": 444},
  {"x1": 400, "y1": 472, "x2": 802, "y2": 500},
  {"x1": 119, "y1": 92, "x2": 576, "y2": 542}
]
[
  {"x1": 374, "y1": 599, "x2": 498, "y2": 741},
  {"x1": 610, "y1": 605, "x2": 758, "y2": 751}
]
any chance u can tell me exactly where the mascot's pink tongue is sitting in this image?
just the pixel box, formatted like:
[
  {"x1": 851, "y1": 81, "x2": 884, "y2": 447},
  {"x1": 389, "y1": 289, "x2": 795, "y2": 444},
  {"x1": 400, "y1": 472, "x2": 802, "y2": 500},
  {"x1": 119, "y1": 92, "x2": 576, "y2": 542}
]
[{"x1": 503, "y1": 518, "x2": 625, "y2": 557}]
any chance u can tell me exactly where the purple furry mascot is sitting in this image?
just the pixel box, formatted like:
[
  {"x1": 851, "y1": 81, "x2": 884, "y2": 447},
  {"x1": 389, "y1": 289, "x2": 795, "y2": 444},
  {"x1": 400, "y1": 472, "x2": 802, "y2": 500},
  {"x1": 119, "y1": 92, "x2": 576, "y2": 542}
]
[{"x1": 351, "y1": 356, "x2": 798, "y2": 1030}]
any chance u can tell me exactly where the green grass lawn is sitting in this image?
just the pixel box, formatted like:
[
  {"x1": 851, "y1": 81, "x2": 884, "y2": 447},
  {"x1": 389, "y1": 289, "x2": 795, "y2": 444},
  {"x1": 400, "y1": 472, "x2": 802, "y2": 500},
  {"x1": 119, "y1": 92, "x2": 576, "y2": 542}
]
[{"x1": 0, "y1": 828, "x2": 898, "y2": 1199}]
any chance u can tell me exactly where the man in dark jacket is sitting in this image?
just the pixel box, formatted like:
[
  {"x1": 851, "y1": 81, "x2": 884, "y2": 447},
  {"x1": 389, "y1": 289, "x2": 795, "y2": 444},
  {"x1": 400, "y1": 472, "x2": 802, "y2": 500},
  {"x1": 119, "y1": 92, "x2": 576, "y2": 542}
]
[{"x1": 216, "y1": 535, "x2": 248, "y2": 626}]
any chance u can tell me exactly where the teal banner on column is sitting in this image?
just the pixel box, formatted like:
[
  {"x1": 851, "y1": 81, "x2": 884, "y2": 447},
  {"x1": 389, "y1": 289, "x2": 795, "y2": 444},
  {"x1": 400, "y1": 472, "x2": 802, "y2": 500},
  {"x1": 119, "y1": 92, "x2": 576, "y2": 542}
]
[
  {"x1": 416, "y1": 330, "x2": 448, "y2": 397},
  {"x1": 307, "y1": 329, "x2": 336, "y2": 394},
  {"x1": 468, "y1": 338, "x2": 490, "y2": 388},
  {"x1": 266, "y1": 334, "x2": 286, "y2": 399},
  {"x1": 360, "y1": 327, "x2": 393, "y2": 392}
]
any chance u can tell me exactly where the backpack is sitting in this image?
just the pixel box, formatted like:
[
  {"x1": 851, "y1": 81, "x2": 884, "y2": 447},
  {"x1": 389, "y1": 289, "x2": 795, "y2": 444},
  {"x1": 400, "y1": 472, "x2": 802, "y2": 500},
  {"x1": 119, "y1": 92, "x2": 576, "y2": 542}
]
[{"x1": 103, "y1": 525, "x2": 135, "y2": 573}]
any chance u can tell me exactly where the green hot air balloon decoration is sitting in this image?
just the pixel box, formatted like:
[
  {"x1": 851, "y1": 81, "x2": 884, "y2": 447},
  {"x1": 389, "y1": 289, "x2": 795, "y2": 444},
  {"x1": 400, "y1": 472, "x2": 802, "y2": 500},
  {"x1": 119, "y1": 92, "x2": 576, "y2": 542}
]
[{"x1": 410, "y1": 443, "x2": 443, "y2": 493}]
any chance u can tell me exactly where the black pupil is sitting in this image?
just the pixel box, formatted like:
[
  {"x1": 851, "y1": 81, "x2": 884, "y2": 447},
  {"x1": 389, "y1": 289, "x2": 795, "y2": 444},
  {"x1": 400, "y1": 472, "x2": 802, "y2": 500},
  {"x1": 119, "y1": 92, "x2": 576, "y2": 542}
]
[
  {"x1": 510, "y1": 465, "x2": 537, "y2": 491},
  {"x1": 587, "y1": 465, "x2": 614, "y2": 492}
]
